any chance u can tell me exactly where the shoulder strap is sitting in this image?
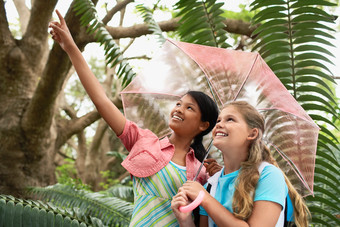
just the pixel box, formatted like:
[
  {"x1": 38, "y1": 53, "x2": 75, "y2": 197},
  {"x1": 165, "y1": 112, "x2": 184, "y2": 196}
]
[
  {"x1": 206, "y1": 169, "x2": 223, "y2": 227},
  {"x1": 207, "y1": 183, "x2": 212, "y2": 193},
  {"x1": 258, "y1": 162, "x2": 286, "y2": 227}
]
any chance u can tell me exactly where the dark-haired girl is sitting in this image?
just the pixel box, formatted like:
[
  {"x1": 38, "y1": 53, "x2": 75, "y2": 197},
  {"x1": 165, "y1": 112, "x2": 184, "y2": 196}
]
[{"x1": 49, "y1": 10, "x2": 219, "y2": 226}]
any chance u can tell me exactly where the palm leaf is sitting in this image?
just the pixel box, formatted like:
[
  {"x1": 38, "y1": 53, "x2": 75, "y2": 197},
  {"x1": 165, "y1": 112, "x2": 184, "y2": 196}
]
[
  {"x1": 73, "y1": 0, "x2": 135, "y2": 87},
  {"x1": 174, "y1": 0, "x2": 230, "y2": 48},
  {"x1": 250, "y1": 0, "x2": 339, "y2": 225}
]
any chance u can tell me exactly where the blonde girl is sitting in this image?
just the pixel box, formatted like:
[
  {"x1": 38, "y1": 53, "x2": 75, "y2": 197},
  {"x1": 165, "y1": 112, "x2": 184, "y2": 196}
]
[{"x1": 171, "y1": 101, "x2": 309, "y2": 227}]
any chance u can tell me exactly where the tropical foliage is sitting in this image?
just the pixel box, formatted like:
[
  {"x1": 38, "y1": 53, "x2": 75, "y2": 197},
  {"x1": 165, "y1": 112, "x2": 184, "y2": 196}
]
[{"x1": 248, "y1": 0, "x2": 340, "y2": 225}]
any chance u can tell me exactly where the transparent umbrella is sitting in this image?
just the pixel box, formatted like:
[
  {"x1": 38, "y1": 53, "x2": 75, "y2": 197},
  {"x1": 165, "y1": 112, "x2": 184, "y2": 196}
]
[{"x1": 120, "y1": 39, "x2": 319, "y2": 197}]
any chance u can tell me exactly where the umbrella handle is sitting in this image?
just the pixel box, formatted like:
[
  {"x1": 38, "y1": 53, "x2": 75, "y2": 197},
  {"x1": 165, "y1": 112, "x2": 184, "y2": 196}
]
[{"x1": 179, "y1": 190, "x2": 205, "y2": 213}]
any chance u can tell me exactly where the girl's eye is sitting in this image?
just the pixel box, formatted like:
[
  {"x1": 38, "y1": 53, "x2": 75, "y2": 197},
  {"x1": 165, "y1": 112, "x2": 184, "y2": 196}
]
[
  {"x1": 216, "y1": 119, "x2": 221, "y2": 123},
  {"x1": 187, "y1": 106, "x2": 193, "y2": 110},
  {"x1": 227, "y1": 118, "x2": 234, "y2": 122},
  {"x1": 176, "y1": 102, "x2": 181, "y2": 107}
]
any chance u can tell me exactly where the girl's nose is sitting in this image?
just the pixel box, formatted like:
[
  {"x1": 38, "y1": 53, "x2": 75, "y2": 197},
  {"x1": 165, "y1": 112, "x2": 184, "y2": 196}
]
[
  {"x1": 175, "y1": 106, "x2": 183, "y2": 113},
  {"x1": 215, "y1": 122, "x2": 222, "y2": 128}
]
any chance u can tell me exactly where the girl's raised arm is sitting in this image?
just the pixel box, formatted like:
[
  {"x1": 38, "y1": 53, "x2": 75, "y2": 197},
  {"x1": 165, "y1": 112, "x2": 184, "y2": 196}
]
[{"x1": 49, "y1": 10, "x2": 126, "y2": 136}]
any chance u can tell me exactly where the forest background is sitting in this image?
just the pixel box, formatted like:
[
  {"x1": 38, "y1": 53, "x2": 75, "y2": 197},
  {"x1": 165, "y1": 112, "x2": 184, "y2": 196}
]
[{"x1": 0, "y1": 0, "x2": 339, "y2": 226}]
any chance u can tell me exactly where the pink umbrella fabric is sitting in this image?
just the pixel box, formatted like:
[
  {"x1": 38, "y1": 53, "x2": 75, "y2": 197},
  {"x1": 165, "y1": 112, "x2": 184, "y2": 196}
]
[{"x1": 120, "y1": 39, "x2": 320, "y2": 196}]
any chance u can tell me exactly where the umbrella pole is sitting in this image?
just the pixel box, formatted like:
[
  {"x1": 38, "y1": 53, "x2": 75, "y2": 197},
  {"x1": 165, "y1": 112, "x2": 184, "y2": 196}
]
[{"x1": 193, "y1": 139, "x2": 214, "y2": 181}]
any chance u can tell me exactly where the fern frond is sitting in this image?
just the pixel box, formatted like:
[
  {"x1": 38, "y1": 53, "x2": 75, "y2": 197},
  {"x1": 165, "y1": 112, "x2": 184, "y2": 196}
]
[
  {"x1": 28, "y1": 184, "x2": 133, "y2": 226},
  {"x1": 175, "y1": 0, "x2": 230, "y2": 48},
  {"x1": 103, "y1": 184, "x2": 134, "y2": 203},
  {"x1": 0, "y1": 194, "x2": 104, "y2": 226},
  {"x1": 73, "y1": 0, "x2": 135, "y2": 87},
  {"x1": 136, "y1": 4, "x2": 166, "y2": 44}
]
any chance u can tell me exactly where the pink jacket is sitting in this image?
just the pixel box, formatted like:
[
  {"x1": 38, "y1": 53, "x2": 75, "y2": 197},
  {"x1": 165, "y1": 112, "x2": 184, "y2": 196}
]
[{"x1": 118, "y1": 120, "x2": 208, "y2": 185}]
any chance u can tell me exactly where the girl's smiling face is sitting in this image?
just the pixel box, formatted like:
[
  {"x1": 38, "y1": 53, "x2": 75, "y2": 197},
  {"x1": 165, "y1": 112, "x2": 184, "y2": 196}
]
[
  {"x1": 212, "y1": 105, "x2": 257, "y2": 152},
  {"x1": 169, "y1": 94, "x2": 208, "y2": 137}
]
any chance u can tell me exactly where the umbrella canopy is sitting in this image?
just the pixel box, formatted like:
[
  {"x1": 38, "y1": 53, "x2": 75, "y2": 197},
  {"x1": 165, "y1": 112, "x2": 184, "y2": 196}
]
[{"x1": 120, "y1": 39, "x2": 319, "y2": 196}]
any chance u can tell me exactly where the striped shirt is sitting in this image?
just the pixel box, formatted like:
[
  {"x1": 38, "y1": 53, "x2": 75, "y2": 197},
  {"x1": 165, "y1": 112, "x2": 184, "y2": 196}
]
[{"x1": 129, "y1": 161, "x2": 187, "y2": 227}]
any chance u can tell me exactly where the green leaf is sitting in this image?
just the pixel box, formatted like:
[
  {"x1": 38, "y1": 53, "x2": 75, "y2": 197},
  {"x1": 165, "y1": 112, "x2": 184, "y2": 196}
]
[
  {"x1": 260, "y1": 47, "x2": 290, "y2": 59},
  {"x1": 316, "y1": 149, "x2": 340, "y2": 168},
  {"x1": 313, "y1": 175, "x2": 339, "y2": 200},
  {"x1": 4, "y1": 200, "x2": 15, "y2": 227},
  {"x1": 252, "y1": 19, "x2": 287, "y2": 36},
  {"x1": 313, "y1": 185, "x2": 340, "y2": 204},
  {"x1": 22, "y1": 205, "x2": 32, "y2": 227},
  {"x1": 319, "y1": 125, "x2": 339, "y2": 143},
  {"x1": 318, "y1": 133, "x2": 339, "y2": 151},
  {"x1": 294, "y1": 44, "x2": 335, "y2": 57},
  {"x1": 250, "y1": 0, "x2": 286, "y2": 11},
  {"x1": 307, "y1": 196, "x2": 340, "y2": 211},
  {"x1": 13, "y1": 203, "x2": 23, "y2": 227},
  {"x1": 291, "y1": 0, "x2": 337, "y2": 7},
  {"x1": 316, "y1": 159, "x2": 340, "y2": 176},
  {"x1": 295, "y1": 68, "x2": 335, "y2": 83},
  {"x1": 291, "y1": 14, "x2": 334, "y2": 23},
  {"x1": 253, "y1": 35, "x2": 289, "y2": 51},
  {"x1": 294, "y1": 60, "x2": 333, "y2": 75},
  {"x1": 309, "y1": 114, "x2": 338, "y2": 129},
  {"x1": 293, "y1": 36, "x2": 336, "y2": 47},
  {"x1": 308, "y1": 206, "x2": 340, "y2": 224},
  {"x1": 292, "y1": 21, "x2": 336, "y2": 32},
  {"x1": 252, "y1": 6, "x2": 287, "y2": 21},
  {"x1": 291, "y1": 7, "x2": 334, "y2": 18},
  {"x1": 292, "y1": 28, "x2": 335, "y2": 40},
  {"x1": 301, "y1": 103, "x2": 337, "y2": 118},
  {"x1": 253, "y1": 12, "x2": 287, "y2": 24},
  {"x1": 297, "y1": 94, "x2": 336, "y2": 114},
  {"x1": 252, "y1": 25, "x2": 287, "y2": 40}
]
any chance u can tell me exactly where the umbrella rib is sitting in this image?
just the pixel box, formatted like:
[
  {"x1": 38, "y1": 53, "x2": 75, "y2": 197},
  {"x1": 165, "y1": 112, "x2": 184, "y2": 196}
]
[
  {"x1": 193, "y1": 139, "x2": 214, "y2": 181},
  {"x1": 120, "y1": 91, "x2": 182, "y2": 97},
  {"x1": 233, "y1": 53, "x2": 259, "y2": 101}
]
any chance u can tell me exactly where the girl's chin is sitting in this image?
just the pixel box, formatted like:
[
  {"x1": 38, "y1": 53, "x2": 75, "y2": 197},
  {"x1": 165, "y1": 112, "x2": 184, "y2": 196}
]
[{"x1": 213, "y1": 140, "x2": 224, "y2": 149}]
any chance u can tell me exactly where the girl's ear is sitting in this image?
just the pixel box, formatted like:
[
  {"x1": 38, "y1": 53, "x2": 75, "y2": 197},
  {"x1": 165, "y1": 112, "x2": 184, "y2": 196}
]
[
  {"x1": 247, "y1": 128, "x2": 259, "y2": 140},
  {"x1": 199, "y1": 121, "x2": 210, "y2": 132}
]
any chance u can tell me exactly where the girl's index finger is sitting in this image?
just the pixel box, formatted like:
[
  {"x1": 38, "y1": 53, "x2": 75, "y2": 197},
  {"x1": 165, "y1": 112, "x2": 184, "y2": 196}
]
[{"x1": 55, "y1": 9, "x2": 65, "y2": 24}]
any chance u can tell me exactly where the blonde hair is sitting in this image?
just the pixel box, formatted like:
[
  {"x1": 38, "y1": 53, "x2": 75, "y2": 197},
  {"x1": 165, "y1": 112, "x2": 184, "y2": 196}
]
[{"x1": 226, "y1": 101, "x2": 310, "y2": 227}]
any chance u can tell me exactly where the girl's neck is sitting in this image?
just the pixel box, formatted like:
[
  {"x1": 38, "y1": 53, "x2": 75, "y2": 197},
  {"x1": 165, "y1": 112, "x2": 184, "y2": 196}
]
[
  {"x1": 168, "y1": 133, "x2": 192, "y2": 153},
  {"x1": 169, "y1": 133, "x2": 193, "y2": 166},
  {"x1": 222, "y1": 148, "x2": 248, "y2": 174}
]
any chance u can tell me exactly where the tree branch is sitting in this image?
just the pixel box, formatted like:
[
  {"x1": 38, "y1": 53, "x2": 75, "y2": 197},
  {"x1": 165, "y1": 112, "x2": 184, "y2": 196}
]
[
  {"x1": 22, "y1": 3, "x2": 87, "y2": 142},
  {"x1": 23, "y1": 0, "x2": 57, "y2": 54},
  {"x1": 0, "y1": 0, "x2": 14, "y2": 47},
  {"x1": 56, "y1": 94, "x2": 122, "y2": 149},
  {"x1": 102, "y1": 0, "x2": 134, "y2": 25},
  {"x1": 13, "y1": 0, "x2": 30, "y2": 33},
  {"x1": 105, "y1": 17, "x2": 257, "y2": 39}
]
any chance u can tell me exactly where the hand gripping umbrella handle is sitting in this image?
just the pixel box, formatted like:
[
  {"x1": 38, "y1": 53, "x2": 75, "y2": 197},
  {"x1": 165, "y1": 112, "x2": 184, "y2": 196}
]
[{"x1": 179, "y1": 190, "x2": 205, "y2": 213}]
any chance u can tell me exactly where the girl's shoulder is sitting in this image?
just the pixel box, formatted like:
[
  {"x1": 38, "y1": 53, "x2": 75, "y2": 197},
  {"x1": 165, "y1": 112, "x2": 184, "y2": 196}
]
[
  {"x1": 259, "y1": 162, "x2": 283, "y2": 177},
  {"x1": 258, "y1": 162, "x2": 286, "y2": 188}
]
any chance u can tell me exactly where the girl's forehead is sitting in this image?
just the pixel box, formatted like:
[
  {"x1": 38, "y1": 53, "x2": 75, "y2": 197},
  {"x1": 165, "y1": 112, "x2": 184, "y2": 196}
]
[
  {"x1": 180, "y1": 94, "x2": 197, "y2": 104},
  {"x1": 221, "y1": 105, "x2": 238, "y2": 114}
]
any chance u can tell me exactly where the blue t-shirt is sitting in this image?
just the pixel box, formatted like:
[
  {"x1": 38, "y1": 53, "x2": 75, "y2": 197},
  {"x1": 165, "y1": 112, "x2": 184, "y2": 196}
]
[{"x1": 200, "y1": 164, "x2": 289, "y2": 224}]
